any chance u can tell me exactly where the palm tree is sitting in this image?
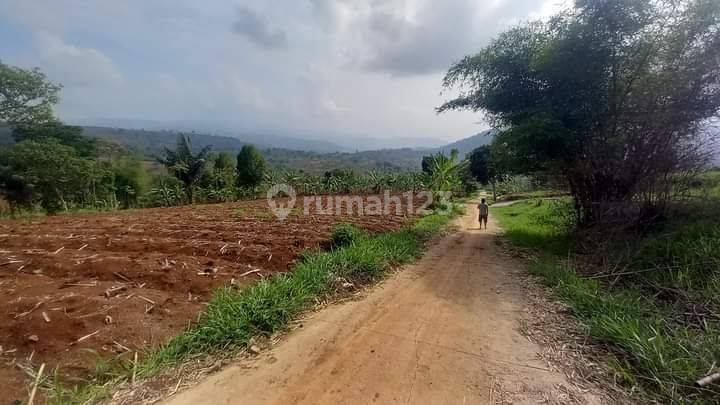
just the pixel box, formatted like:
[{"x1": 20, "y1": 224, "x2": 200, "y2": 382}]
[{"x1": 156, "y1": 134, "x2": 210, "y2": 204}]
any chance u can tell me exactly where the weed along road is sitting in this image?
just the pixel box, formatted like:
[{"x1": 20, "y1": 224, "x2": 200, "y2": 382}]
[{"x1": 166, "y1": 202, "x2": 600, "y2": 405}]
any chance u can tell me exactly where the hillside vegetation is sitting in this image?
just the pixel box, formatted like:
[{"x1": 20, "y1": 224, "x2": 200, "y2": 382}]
[{"x1": 0, "y1": 125, "x2": 492, "y2": 174}]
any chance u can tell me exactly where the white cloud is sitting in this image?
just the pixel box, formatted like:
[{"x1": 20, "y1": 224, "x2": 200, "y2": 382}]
[{"x1": 33, "y1": 32, "x2": 123, "y2": 87}]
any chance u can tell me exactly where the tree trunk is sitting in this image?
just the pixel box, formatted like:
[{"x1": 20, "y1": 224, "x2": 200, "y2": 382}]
[
  {"x1": 186, "y1": 186, "x2": 194, "y2": 204},
  {"x1": 491, "y1": 180, "x2": 497, "y2": 202},
  {"x1": 54, "y1": 186, "x2": 68, "y2": 212}
]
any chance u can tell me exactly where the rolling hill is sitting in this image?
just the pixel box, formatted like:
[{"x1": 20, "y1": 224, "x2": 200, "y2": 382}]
[{"x1": 437, "y1": 129, "x2": 496, "y2": 158}]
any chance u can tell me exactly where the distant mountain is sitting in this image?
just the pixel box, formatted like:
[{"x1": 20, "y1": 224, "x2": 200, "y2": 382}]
[
  {"x1": 73, "y1": 119, "x2": 346, "y2": 153},
  {"x1": 72, "y1": 118, "x2": 449, "y2": 152},
  {"x1": 437, "y1": 129, "x2": 496, "y2": 158},
  {"x1": 82, "y1": 126, "x2": 248, "y2": 154},
  {"x1": 0, "y1": 124, "x2": 498, "y2": 174}
]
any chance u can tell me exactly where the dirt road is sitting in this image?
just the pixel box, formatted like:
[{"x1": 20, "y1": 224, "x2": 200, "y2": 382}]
[{"x1": 166, "y1": 202, "x2": 601, "y2": 404}]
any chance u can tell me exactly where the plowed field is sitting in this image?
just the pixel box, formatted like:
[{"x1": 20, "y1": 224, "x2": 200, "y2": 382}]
[{"x1": 0, "y1": 196, "x2": 420, "y2": 401}]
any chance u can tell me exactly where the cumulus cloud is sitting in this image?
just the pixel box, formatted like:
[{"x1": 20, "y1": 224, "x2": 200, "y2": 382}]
[
  {"x1": 34, "y1": 31, "x2": 123, "y2": 87},
  {"x1": 231, "y1": 6, "x2": 288, "y2": 49},
  {"x1": 310, "y1": 0, "x2": 550, "y2": 76}
]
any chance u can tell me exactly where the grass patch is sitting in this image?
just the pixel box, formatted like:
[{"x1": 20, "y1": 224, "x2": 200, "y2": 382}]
[
  {"x1": 492, "y1": 199, "x2": 574, "y2": 255},
  {"x1": 494, "y1": 199, "x2": 720, "y2": 403},
  {"x1": 47, "y1": 208, "x2": 460, "y2": 404}
]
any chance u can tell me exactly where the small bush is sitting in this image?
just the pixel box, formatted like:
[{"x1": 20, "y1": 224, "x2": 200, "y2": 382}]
[{"x1": 330, "y1": 223, "x2": 365, "y2": 249}]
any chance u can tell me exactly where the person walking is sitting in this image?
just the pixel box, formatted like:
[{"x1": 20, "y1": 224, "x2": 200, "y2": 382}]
[{"x1": 478, "y1": 198, "x2": 489, "y2": 230}]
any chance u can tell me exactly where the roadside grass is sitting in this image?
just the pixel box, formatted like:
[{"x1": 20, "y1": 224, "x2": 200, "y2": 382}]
[
  {"x1": 492, "y1": 199, "x2": 573, "y2": 255},
  {"x1": 47, "y1": 207, "x2": 461, "y2": 404},
  {"x1": 494, "y1": 199, "x2": 720, "y2": 403}
]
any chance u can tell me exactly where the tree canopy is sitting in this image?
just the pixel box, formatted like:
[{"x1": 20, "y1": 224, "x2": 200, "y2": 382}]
[
  {"x1": 12, "y1": 121, "x2": 97, "y2": 157},
  {"x1": 0, "y1": 60, "x2": 61, "y2": 127},
  {"x1": 0, "y1": 139, "x2": 109, "y2": 213},
  {"x1": 236, "y1": 144, "x2": 266, "y2": 191},
  {"x1": 439, "y1": 0, "x2": 720, "y2": 223}
]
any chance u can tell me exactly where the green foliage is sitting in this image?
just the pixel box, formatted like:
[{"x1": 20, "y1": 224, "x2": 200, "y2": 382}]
[
  {"x1": 236, "y1": 144, "x2": 266, "y2": 191},
  {"x1": 263, "y1": 169, "x2": 427, "y2": 196},
  {"x1": 12, "y1": 122, "x2": 97, "y2": 157},
  {"x1": 0, "y1": 60, "x2": 61, "y2": 126},
  {"x1": 440, "y1": 0, "x2": 720, "y2": 223},
  {"x1": 156, "y1": 134, "x2": 210, "y2": 203},
  {"x1": 322, "y1": 168, "x2": 357, "y2": 193},
  {"x1": 467, "y1": 146, "x2": 496, "y2": 185},
  {"x1": 145, "y1": 175, "x2": 186, "y2": 207},
  {"x1": 330, "y1": 223, "x2": 365, "y2": 249},
  {"x1": 112, "y1": 156, "x2": 149, "y2": 209},
  {"x1": 492, "y1": 199, "x2": 575, "y2": 255},
  {"x1": 467, "y1": 145, "x2": 501, "y2": 199},
  {"x1": 0, "y1": 139, "x2": 112, "y2": 213},
  {"x1": 622, "y1": 211, "x2": 720, "y2": 316},
  {"x1": 197, "y1": 152, "x2": 238, "y2": 203},
  {"x1": 527, "y1": 258, "x2": 720, "y2": 402},
  {"x1": 424, "y1": 150, "x2": 465, "y2": 193},
  {"x1": 214, "y1": 152, "x2": 235, "y2": 170},
  {"x1": 495, "y1": 199, "x2": 720, "y2": 402}
]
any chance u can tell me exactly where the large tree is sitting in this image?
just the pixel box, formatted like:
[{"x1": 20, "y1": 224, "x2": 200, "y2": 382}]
[
  {"x1": 468, "y1": 145, "x2": 501, "y2": 201},
  {"x1": 439, "y1": 0, "x2": 720, "y2": 224},
  {"x1": 156, "y1": 135, "x2": 210, "y2": 203},
  {"x1": 0, "y1": 61, "x2": 61, "y2": 127},
  {"x1": 236, "y1": 145, "x2": 266, "y2": 192}
]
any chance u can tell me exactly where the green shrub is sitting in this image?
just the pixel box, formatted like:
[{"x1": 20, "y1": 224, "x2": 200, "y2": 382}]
[{"x1": 330, "y1": 223, "x2": 365, "y2": 249}]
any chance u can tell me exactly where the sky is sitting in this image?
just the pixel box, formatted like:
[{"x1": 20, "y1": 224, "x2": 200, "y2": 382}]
[{"x1": 0, "y1": 0, "x2": 568, "y2": 145}]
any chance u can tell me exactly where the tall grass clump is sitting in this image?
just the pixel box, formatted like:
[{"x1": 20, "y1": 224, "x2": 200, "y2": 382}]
[{"x1": 629, "y1": 221, "x2": 720, "y2": 305}]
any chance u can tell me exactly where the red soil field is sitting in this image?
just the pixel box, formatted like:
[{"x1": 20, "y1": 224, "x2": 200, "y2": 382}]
[{"x1": 0, "y1": 196, "x2": 421, "y2": 401}]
